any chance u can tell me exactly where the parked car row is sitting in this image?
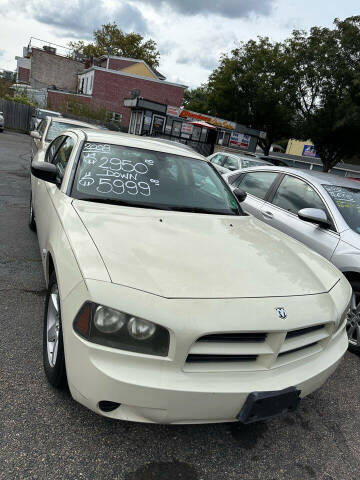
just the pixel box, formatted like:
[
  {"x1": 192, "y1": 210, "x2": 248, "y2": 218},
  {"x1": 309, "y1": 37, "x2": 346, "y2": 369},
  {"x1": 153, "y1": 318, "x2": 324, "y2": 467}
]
[
  {"x1": 223, "y1": 165, "x2": 360, "y2": 352},
  {"x1": 28, "y1": 127, "x2": 352, "y2": 425},
  {"x1": 30, "y1": 116, "x2": 98, "y2": 159}
]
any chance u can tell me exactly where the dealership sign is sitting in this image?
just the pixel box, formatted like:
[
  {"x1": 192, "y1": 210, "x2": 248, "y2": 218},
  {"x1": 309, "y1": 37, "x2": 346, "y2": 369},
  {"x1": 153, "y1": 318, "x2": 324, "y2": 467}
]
[
  {"x1": 302, "y1": 145, "x2": 319, "y2": 158},
  {"x1": 167, "y1": 105, "x2": 181, "y2": 117},
  {"x1": 229, "y1": 132, "x2": 250, "y2": 149},
  {"x1": 180, "y1": 109, "x2": 236, "y2": 130}
]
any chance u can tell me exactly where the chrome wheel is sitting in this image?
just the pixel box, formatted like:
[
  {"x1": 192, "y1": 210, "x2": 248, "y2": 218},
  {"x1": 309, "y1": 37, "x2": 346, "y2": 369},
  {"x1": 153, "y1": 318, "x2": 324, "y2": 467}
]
[
  {"x1": 46, "y1": 283, "x2": 60, "y2": 367},
  {"x1": 346, "y1": 291, "x2": 360, "y2": 347}
]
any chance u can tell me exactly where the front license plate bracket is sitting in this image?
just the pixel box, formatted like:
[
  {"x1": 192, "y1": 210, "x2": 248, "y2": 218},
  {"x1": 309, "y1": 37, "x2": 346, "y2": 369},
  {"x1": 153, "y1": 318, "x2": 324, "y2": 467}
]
[{"x1": 237, "y1": 387, "x2": 301, "y2": 424}]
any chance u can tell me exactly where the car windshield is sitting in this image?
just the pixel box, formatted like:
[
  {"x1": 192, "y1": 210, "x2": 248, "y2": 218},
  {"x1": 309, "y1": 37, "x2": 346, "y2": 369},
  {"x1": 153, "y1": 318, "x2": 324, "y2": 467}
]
[
  {"x1": 72, "y1": 142, "x2": 241, "y2": 215},
  {"x1": 46, "y1": 122, "x2": 83, "y2": 141},
  {"x1": 324, "y1": 185, "x2": 360, "y2": 233},
  {"x1": 37, "y1": 110, "x2": 60, "y2": 120}
]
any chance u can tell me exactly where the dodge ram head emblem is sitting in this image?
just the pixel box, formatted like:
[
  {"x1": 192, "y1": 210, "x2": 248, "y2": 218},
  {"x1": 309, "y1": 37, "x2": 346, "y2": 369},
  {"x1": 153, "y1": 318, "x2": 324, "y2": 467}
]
[{"x1": 275, "y1": 307, "x2": 287, "y2": 319}]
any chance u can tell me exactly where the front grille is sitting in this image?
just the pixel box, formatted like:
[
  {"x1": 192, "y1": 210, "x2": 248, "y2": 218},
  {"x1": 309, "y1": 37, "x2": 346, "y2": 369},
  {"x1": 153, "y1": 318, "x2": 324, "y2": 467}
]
[
  {"x1": 197, "y1": 333, "x2": 267, "y2": 343},
  {"x1": 184, "y1": 323, "x2": 331, "y2": 372},
  {"x1": 278, "y1": 342, "x2": 318, "y2": 358},
  {"x1": 286, "y1": 324, "x2": 324, "y2": 339},
  {"x1": 187, "y1": 354, "x2": 258, "y2": 363}
]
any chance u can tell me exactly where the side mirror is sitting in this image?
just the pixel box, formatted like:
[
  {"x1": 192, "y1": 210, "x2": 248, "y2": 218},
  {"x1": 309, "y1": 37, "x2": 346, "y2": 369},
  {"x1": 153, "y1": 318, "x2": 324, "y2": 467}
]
[
  {"x1": 233, "y1": 188, "x2": 247, "y2": 203},
  {"x1": 30, "y1": 130, "x2": 41, "y2": 139},
  {"x1": 298, "y1": 208, "x2": 330, "y2": 228},
  {"x1": 31, "y1": 161, "x2": 58, "y2": 184}
]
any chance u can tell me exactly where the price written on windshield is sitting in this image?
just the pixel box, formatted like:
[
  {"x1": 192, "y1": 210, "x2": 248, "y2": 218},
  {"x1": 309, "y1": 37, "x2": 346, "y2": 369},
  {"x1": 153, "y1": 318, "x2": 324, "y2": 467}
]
[{"x1": 77, "y1": 151, "x2": 160, "y2": 197}]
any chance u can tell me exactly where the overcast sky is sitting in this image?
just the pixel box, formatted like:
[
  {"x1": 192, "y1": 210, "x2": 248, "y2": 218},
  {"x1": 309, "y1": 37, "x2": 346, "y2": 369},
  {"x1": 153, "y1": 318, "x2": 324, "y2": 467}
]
[{"x1": 0, "y1": 0, "x2": 359, "y2": 88}]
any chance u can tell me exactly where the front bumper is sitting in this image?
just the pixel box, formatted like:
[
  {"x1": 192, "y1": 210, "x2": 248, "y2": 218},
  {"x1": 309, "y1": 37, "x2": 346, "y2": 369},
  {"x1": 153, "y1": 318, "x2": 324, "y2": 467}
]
[{"x1": 61, "y1": 279, "x2": 349, "y2": 424}]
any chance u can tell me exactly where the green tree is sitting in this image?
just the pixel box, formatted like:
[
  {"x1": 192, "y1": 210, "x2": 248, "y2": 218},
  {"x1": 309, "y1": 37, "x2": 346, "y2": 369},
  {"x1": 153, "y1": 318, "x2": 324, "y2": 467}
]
[
  {"x1": 285, "y1": 17, "x2": 360, "y2": 171},
  {"x1": 205, "y1": 38, "x2": 295, "y2": 155},
  {"x1": 69, "y1": 23, "x2": 160, "y2": 68},
  {"x1": 183, "y1": 85, "x2": 209, "y2": 113}
]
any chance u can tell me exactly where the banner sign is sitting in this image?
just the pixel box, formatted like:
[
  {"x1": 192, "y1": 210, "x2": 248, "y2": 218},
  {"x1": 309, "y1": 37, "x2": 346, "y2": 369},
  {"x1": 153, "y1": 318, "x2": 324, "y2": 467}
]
[
  {"x1": 302, "y1": 145, "x2": 319, "y2": 158},
  {"x1": 167, "y1": 105, "x2": 181, "y2": 117},
  {"x1": 180, "y1": 109, "x2": 236, "y2": 130},
  {"x1": 229, "y1": 132, "x2": 250, "y2": 149},
  {"x1": 181, "y1": 123, "x2": 193, "y2": 134}
]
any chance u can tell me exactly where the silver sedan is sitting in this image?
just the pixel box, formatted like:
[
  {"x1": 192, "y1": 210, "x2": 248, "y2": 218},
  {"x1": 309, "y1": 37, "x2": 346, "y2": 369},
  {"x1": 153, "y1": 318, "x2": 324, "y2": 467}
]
[{"x1": 223, "y1": 166, "x2": 360, "y2": 353}]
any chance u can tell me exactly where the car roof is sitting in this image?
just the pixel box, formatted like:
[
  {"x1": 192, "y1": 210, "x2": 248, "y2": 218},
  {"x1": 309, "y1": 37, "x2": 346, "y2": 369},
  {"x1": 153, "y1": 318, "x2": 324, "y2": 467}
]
[
  {"x1": 68, "y1": 129, "x2": 207, "y2": 160},
  {"x1": 38, "y1": 109, "x2": 61, "y2": 115},
  {"x1": 47, "y1": 117, "x2": 99, "y2": 129},
  {"x1": 228, "y1": 165, "x2": 360, "y2": 189}
]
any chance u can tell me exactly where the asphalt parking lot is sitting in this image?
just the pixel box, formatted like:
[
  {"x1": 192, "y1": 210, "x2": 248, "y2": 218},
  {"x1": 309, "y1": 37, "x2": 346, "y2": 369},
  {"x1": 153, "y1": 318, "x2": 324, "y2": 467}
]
[{"x1": 1, "y1": 130, "x2": 360, "y2": 480}]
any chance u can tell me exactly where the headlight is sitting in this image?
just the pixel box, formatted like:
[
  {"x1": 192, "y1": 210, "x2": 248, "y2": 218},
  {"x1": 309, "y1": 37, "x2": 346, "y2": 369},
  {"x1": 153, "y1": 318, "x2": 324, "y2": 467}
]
[{"x1": 73, "y1": 302, "x2": 169, "y2": 357}]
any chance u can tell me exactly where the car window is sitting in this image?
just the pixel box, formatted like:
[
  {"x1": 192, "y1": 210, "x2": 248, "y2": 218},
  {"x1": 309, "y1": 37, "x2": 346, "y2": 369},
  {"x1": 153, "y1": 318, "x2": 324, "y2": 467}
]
[
  {"x1": 272, "y1": 175, "x2": 326, "y2": 214},
  {"x1": 52, "y1": 137, "x2": 75, "y2": 178},
  {"x1": 222, "y1": 156, "x2": 239, "y2": 171},
  {"x1": 210, "y1": 154, "x2": 226, "y2": 166},
  {"x1": 227, "y1": 173, "x2": 244, "y2": 186},
  {"x1": 72, "y1": 143, "x2": 242, "y2": 216},
  {"x1": 45, "y1": 136, "x2": 65, "y2": 163},
  {"x1": 46, "y1": 122, "x2": 85, "y2": 142},
  {"x1": 237, "y1": 172, "x2": 278, "y2": 199},
  {"x1": 37, "y1": 120, "x2": 47, "y2": 137}
]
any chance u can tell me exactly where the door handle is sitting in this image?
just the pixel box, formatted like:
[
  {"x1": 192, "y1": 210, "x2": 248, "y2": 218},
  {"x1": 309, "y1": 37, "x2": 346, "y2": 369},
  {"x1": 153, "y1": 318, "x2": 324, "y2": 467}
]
[{"x1": 262, "y1": 211, "x2": 274, "y2": 220}]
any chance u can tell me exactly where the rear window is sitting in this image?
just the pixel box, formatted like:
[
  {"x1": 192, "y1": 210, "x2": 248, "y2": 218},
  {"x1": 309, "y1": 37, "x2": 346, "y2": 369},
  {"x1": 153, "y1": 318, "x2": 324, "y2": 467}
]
[{"x1": 46, "y1": 122, "x2": 85, "y2": 141}]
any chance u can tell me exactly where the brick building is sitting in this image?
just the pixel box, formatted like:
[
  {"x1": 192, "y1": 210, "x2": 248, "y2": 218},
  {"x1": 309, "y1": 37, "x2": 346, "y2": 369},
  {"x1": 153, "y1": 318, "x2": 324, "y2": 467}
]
[
  {"x1": 16, "y1": 46, "x2": 84, "y2": 90},
  {"x1": 15, "y1": 43, "x2": 262, "y2": 154},
  {"x1": 47, "y1": 55, "x2": 186, "y2": 131}
]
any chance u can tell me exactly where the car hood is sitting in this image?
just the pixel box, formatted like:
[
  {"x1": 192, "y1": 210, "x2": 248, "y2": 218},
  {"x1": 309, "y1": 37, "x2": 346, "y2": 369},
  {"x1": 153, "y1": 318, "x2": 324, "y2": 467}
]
[{"x1": 73, "y1": 201, "x2": 341, "y2": 299}]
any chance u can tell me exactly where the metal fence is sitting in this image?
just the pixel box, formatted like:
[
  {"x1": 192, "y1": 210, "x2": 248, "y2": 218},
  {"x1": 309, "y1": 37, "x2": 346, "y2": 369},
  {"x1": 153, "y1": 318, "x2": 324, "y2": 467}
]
[{"x1": 0, "y1": 99, "x2": 35, "y2": 133}]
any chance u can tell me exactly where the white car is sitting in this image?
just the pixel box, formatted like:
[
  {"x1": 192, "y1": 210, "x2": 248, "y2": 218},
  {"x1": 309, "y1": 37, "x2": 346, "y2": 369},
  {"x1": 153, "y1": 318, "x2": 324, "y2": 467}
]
[
  {"x1": 0, "y1": 111, "x2": 4, "y2": 132},
  {"x1": 208, "y1": 151, "x2": 273, "y2": 174},
  {"x1": 30, "y1": 108, "x2": 62, "y2": 131},
  {"x1": 29, "y1": 129, "x2": 351, "y2": 424},
  {"x1": 30, "y1": 116, "x2": 99, "y2": 158}
]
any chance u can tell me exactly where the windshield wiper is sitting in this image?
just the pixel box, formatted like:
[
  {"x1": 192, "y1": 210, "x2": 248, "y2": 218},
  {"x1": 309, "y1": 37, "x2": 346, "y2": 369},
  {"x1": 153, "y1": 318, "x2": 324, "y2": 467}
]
[
  {"x1": 74, "y1": 197, "x2": 173, "y2": 211},
  {"x1": 74, "y1": 197, "x2": 240, "y2": 215},
  {"x1": 168, "y1": 206, "x2": 239, "y2": 215}
]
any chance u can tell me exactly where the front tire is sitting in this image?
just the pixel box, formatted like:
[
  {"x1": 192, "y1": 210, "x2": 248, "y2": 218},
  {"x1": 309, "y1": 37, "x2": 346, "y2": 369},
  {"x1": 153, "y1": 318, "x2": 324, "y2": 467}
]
[
  {"x1": 29, "y1": 192, "x2": 36, "y2": 231},
  {"x1": 43, "y1": 272, "x2": 67, "y2": 387},
  {"x1": 346, "y1": 280, "x2": 360, "y2": 354}
]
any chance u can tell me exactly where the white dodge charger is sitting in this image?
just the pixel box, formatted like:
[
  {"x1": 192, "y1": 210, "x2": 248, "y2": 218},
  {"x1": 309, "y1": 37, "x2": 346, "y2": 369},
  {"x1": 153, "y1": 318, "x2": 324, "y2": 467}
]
[{"x1": 29, "y1": 129, "x2": 351, "y2": 424}]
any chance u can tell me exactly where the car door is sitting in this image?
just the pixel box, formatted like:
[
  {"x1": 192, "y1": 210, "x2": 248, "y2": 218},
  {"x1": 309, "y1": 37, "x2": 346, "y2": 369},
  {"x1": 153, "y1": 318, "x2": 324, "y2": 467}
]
[
  {"x1": 260, "y1": 174, "x2": 340, "y2": 260},
  {"x1": 34, "y1": 135, "x2": 76, "y2": 257},
  {"x1": 233, "y1": 171, "x2": 280, "y2": 218}
]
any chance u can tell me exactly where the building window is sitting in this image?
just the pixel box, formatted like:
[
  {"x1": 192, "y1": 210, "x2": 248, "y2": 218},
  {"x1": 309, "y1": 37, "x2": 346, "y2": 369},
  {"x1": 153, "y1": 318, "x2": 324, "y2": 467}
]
[{"x1": 106, "y1": 111, "x2": 123, "y2": 124}]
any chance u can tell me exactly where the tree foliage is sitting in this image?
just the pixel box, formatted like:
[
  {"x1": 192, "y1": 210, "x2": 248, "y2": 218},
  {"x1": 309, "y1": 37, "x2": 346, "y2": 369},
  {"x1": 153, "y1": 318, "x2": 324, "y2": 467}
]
[
  {"x1": 183, "y1": 85, "x2": 210, "y2": 113},
  {"x1": 205, "y1": 38, "x2": 295, "y2": 155},
  {"x1": 69, "y1": 23, "x2": 160, "y2": 68},
  {"x1": 191, "y1": 16, "x2": 360, "y2": 170},
  {"x1": 284, "y1": 16, "x2": 360, "y2": 171}
]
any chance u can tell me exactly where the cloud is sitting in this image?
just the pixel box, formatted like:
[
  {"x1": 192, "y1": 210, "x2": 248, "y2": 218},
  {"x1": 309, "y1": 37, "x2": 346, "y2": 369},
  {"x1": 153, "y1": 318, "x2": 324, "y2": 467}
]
[
  {"x1": 135, "y1": 0, "x2": 275, "y2": 18},
  {"x1": 177, "y1": 52, "x2": 218, "y2": 71},
  {"x1": 0, "y1": 49, "x2": 5, "y2": 57},
  {"x1": 5, "y1": 0, "x2": 149, "y2": 39}
]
